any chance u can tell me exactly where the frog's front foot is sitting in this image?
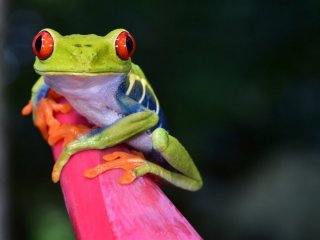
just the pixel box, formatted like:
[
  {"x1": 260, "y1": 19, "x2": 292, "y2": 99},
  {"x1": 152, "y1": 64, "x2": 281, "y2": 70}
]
[
  {"x1": 34, "y1": 98, "x2": 72, "y2": 141},
  {"x1": 84, "y1": 150, "x2": 147, "y2": 184},
  {"x1": 48, "y1": 124, "x2": 91, "y2": 147}
]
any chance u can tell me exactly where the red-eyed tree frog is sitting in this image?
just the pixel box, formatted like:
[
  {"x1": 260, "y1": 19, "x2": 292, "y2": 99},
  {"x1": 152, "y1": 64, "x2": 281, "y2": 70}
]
[{"x1": 25, "y1": 28, "x2": 203, "y2": 191}]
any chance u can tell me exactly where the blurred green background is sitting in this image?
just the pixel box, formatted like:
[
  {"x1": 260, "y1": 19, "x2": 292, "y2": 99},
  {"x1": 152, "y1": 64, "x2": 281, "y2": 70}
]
[{"x1": 2, "y1": 0, "x2": 320, "y2": 239}]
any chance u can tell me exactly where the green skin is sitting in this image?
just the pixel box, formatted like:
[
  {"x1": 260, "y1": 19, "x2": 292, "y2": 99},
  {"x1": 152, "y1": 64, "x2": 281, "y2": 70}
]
[{"x1": 30, "y1": 28, "x2": 203, "y2": 191}]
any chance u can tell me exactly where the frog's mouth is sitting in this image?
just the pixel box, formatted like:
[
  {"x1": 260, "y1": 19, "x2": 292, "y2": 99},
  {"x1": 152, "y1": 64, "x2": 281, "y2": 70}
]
[{"x1": 36, "y1": 70, "x2": 123, "y2": 77}]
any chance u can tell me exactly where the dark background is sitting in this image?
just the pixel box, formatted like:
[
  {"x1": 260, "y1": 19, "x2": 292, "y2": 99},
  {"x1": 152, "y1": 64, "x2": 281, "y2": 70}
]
[{"x1": 3, "y1": 0, "x2": 320, "y2": 239}]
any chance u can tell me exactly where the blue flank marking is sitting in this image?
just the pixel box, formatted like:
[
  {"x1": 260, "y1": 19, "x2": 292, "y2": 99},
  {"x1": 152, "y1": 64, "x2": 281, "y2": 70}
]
[
  {"x1": 116, "y1": 77, "x2": 168, "y2": 131},
  {"x1": 128, "y1": 80, "x2": 143, "y2": 102},
  {"x1": 141, "y1": 87, "x2": 157, "y2": 112},
  {"x1": 116, "y1": 79, "x2": 145, "y2": 114},
  {"x1": 35, "y1": 84, "x2": 50, "y2": 106}
]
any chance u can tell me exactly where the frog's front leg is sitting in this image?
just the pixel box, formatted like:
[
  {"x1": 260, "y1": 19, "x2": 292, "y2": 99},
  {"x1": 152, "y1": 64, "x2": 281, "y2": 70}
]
[
  {"x1": 52, "y1": 111, "x2": 159, "y2": 182},
  {"x1": 135, "y1": 128, "x2": 203, "y2": 191}
]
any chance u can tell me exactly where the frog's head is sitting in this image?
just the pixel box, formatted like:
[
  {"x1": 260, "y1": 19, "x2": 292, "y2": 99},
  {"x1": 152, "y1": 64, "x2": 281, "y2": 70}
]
[{"x1": 32, "y1": 28, "x2": 136, "y2": 76}]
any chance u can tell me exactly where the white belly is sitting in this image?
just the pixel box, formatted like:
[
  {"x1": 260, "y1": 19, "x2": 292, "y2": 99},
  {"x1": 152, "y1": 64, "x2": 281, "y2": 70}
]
[{"x1": 65, "y1": 95, "x2": 124, "y2": 127}]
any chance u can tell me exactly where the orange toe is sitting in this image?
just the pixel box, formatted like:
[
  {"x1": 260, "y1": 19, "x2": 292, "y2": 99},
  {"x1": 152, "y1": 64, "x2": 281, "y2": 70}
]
[
  {"x1": 21, "y1": 100, "x2": 33, "y2": 116},
  {"x1": 51, "y1": 165, "x2": 61, "y2": 183},
  {"x1": 119, "y1": 171, "x2": 137, "y2": 184},
  {"x1": 51, "y1": 101, "x2": 72, "y2": 114}
]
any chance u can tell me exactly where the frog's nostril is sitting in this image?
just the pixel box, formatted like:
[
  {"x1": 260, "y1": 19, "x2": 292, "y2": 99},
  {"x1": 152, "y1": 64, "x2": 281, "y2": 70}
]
[{"x1": 74, "y1": 44, "x2": 82, "y2": 47}]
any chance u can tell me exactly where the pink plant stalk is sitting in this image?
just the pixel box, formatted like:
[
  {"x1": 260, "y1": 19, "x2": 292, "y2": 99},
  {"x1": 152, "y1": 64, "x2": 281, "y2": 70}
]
[{"x1": 52, "y1": 106, "x2": 203, "y2": 240}]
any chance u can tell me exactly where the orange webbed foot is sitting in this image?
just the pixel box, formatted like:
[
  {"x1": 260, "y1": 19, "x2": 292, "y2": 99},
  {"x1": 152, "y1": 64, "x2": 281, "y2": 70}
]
[
  {"x1": 84, "y1": 150, "x2": 147, "y2": 184},
  {"x1": 48, "y1": 124, "x2": 91, "y2": 147},
  {"x1": 33, "y1": 95, "x2": 73, "y2": 142}
]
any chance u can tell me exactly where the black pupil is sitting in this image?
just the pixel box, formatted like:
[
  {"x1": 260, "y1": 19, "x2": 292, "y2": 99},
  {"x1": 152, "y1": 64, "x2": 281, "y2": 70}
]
[
  {"x1": 35, "y1": 35, "x2": 42, "y2": 53},
  {"x1": 126, "y1": 36, "x2": 133, "y2": 53}
]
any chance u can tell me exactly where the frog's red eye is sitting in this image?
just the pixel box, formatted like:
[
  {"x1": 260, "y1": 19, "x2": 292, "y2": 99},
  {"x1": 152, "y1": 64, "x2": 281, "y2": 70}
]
[
  {"x1": 115, "y1": 31, "x2": 136, "y2": 60},
  {"x1": 32, "y1": 31, "x2": 54, "y2": 60}
]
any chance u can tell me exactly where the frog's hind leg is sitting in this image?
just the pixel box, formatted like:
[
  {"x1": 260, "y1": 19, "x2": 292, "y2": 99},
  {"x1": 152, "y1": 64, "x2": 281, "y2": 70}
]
[{"x1": 134, "y1": 128, "x2": 203, "y2": 191}]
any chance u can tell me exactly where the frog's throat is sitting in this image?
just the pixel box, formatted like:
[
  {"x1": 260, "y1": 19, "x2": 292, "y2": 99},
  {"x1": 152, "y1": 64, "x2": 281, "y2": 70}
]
[{"x1": 44, "y1": 73, "x2": 126, "y2": 127}]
